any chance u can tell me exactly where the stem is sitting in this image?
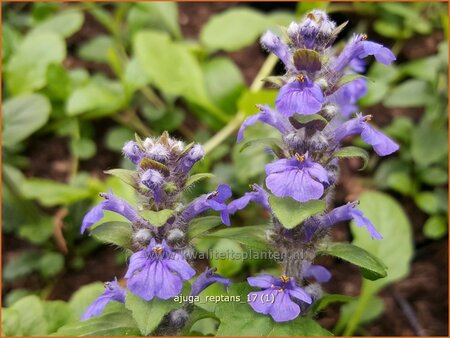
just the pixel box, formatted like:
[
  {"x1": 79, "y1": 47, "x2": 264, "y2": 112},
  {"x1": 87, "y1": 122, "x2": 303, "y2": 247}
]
[
  {"x1": 203, "y1": 53, "x2": 279, "y2": 155},
  {"x1": 70, "y1": 119, "x2": 80, "y2": 179},
  {"x1": 342, "y1": 282, "x2": 373, "y2": 336}
]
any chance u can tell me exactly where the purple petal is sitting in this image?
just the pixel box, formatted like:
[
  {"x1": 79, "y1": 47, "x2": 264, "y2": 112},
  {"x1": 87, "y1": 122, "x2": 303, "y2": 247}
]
[
  {"x1": 80, "y1": 293, "x2": 113, "y2": 321},
  {"x1": 127, "y1": 261, "x2": 157, "y2": 301},
  {"x1": 165, "y1": 253, "x2": 196, "y2": 280},
  {"x1": 303, "y1": 264, "x2": 332, "y2": 283},
  {"x1": 361, "y1": 41, "x2": 396, "y2": 64},
  {"x1": 220, "y1": 209, "x2": 231, "y2": 226},
  {"x1": 81, "y1": 202, "x2": 104, "y2": 234},
  {"x1": 156, "y1": 261, "x2": 184, "y2": 299},
  {"x1": 260, "y1": 31, "x2": 292, "y2": 69},
  {"x1": 237, "y1": 105, "x2": 292, "y2": 143},
  {"x1": 228, "y1": 185, "x2": 270, "y2": 214},
  {"x1": 228, "y1": 194, "x2": 253, "y2": 214},
  {"x1": 268, "y1": 292, "x2": 301, "y2": 322},
  {"x1": 124, "y1": 250, "x2": 149, "y2": 279},
  {"x1": 190, "y1": 267, "x2": 231, "y2": 297},
  {"x1": 351, "y1": 208, "x2": 383, "y2": 240},
  {"x1": 307, "y1": 162, "x2": 329, "y2": 184},
  {"x1": 248, "y1": 289, "x2": 275, "y2": 315},
  {"x1": 247, "y1": 274, "x2": 276, "y2": 288},
  {"x1": 276, "y1": 80, "x2": 324, "y2": 117},
  {"x1": 216, "y1": 184, "x2": 232, "y2": 202},
  {"x1": 361, "y1": 125, "x2": 399, "y2": 156}
]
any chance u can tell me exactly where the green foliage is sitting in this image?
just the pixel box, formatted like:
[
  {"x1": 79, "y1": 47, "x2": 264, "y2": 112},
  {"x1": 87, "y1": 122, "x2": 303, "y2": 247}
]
[
  {"x1": 2, "y1": 94, "x2": 51, "y2": 147},
  {"x1": 333, "y1": 146, "x2": 370, "y2": 170},
  {"x1": 319, "y1": 242, "x2": 387, "y2": 281},
  {"x1": 125, "y1": 291, "x2": 181, "y2": 335},
  {"x1": 90, "y1": 221, "x2": 133, "y2": 249},
  {"x1": 269, "y1": 196, "x2": 326, "y2": 229},
  {"x1": 214, "y1": 283, "x2": 332, "y2": 336}
]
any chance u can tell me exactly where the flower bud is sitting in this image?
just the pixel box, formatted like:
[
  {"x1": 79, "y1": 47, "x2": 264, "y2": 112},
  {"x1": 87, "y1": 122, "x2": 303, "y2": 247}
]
[
  {"x1": 166, "y1": 228, "x2": 186, "y2": 246},
  {"x1": 169, "y1": 309, "x2": 189, "y2": 328},
  {"x1": 134, "y1": 229, "x2": 152, "y2": 244},
  {"x1": 122, "y1": 141, "x2": 144, "y2": 165}
]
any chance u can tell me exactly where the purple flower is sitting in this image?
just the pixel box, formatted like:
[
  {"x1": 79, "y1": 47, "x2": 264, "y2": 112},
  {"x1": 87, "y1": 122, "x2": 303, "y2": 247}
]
[
  {"x1": 329, "y1": 78, "x2": 367, "y2": 117},
  {"x1": 141, "y1": 169, "x2": 164, "y2": 203},
  {"x1": 81, "y1": 278, "x2": 126, "y2": 321},
  {"x1": 237, "y1": 105, "x2": 292, "y2": 143},
  {"x1": 275, "y1": 76, "x2": 324, "y2": 117},
  {"x1": 81, "y1": 191, "x2": 146, "y2": 234},
  {"x1": 177, "y1": 144, "x2": 205, "y2": 174},
  {"x1": 332, "y1": 34, "x2": 396, "y2": 73},
  {"x1": 181, "y1": 184, "x2": 232, "y2": 226},
  {"x1": 322, "y1": 201, "x2": 382, "y2": 239},
  {"x1": 125, "y1": 239, "x2": 196, "y2": 300},
  {"x1": 247, "y1": 274, "x2": 312, "y2": 322},
  {"x1": 228, "y1": 184, "x2": 270, "y2": 214},
  {"x1": 123, "y1": 141, "x2": 144, "y2": 165},
  {"x1": 260, "y1": 31, "x2": 293, "y2": 70},
  {"x1": 265, "y1": 153, "x2": 329, "y2": 203},
  {"x1": 302, "y1": 262, "x2": 331, "y2": 283},
  {"x1": 334, "y1": 114, "x2": 399, "y2": 156},
  {"x1": 190, "y1": 267, "x2": 231, "y2": 297}
]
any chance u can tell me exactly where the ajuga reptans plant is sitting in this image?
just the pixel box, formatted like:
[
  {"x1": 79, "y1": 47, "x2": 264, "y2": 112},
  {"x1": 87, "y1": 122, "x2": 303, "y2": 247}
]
[
  {"x1": 231, "y1": 10, "x2": 398, "y2": 322},
  {"x1": 79, "y1": 9, "x2": 399, "y2": 333},
  {"x1": 80, "y1": 132, "x2": 231, "y2": 330}
]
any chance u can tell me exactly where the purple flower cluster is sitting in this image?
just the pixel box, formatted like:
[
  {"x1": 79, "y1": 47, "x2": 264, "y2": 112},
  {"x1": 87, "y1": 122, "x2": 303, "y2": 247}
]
[
  {"x1": 80, "y1": 133, "x2": 230, "y2": 320},
  {"x1": 234, "y1": 10, "x2": 398, "y2": 322}
]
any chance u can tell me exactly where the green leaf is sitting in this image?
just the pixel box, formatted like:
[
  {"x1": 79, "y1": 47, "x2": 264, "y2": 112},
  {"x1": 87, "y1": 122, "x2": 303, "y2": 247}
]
[
  {"x1": 210, "y1": 239, "x2": 244, "y2": 277},
  {"x1": 204, "y1": 225, "x2": 268, "y2": 250},
  {"x1": 291, "y1": 113, "x2": 328, "y2": 125},
  {"x1": 66, "y1": 78, "x2": 126, "y2": 118},
  {"x1": 384, "y1": 79, "x2": 430, "y2": 108},
  {"x1": 200, "y1": 8, "x2": 266, "y2": 52},
  {"x1": 188, "y1": 216, "x2": 223, "y2": 240},
  {"x1": 44, "y1": 301, "x2": 74, "y2": 334},
  {"x1": 337, "y1": 73, "x2": 367, "y2": 88},
  {"x1": 21, "y1": 179, "x2": 91, "y2": 207},
  {"x1": 414, "y1": 191, "x2": 441, "y2": 214},
  {"x1": 333, "y1": 146, "x2": 370, "y2": 170},
  {"x1": 335, "y1": 296, "x2": 384, "y2": 334},
  {"x1": 215, "y1": 283, "x2": 332, "y2": 336},
  {"x1": 54, "y1": 310, "x2": 140, "y2": 336},
  {"x1": 69, "y1": 282, "x2": 104, "y2": 319},
  {"x1": 411, "y1": 121, "x2": 448, "y2": 167},
  {"x1": 19, "y1": 216, "x2": 55, "y2": 245},
  {"x1": 352, "y1": 191, "x2": 413, "y2": 293},
  {"x1": 203, "y1": 57, "x2": 245, "y2": 114},
  {"x1": 104, "y1": 169, "x2": 138, "y2": 188},
  {"x1": 185, "y1": 173, "x2": 215, "y2": 189},
  {"x1": 418, "y1": 166, "x2": 448, "y2": 186},
  {"x1": 2, "y1": 307, "x2": 21, "y2": 336},
  {"x1": 319, "y1": 242, "x2": 387, "y2": 280},
  {"x1": 359, "y1": 80, "x2": 389, "y2": 107},
  {"x1": 125, "y1": 291, "x2": 180, "y2": 335},
  {"x1": 269, "y1": 196, "x2": 326, "y2": 229},
  {"x1": 237, "y1": 89, "x2": 278, "y2": 117},
  {"x1": 38, "y1": 252, "x2": 64, "y2": 279},
  {"x1": 105, "y1": 127, "x2": 135, "y2": 152},
  {"x1": 134, "y1": 30, "x2": 222, "y2": 120},
  {"x1": 240, "y1": 137, "x2": 283, "y2": 153},
  {"x1": 3, "y1": 252, "x2": 40, "y2": 282},
  {"x1": 140, "y1": 209, "x2": 174, "y2": 227},
  {"x1": 32, "y1": 10, "x2": 84, "y2": 38},
  {"x1": 70, "y1": 138, "x2": 96, "y2": 160},
  {"x1": 309, "y1": 294, "x2": 354, "y2": 315},
  {"x1": 8, "y1": 295, "x2": 48, "y2": 335},
  {"x1": 2, "y1": 94, "x2": 51, "y2": 147},
  {"x1": 78, "y1": 35, "x2": 113, "y2": 63},
  {"x1": 90, "y1": 221, "x2": 133, "y2": 249},
  {"x1": 374, "y1": 159, "x2": 414, "y2": 196},
  {"x1": 6, "y1": 31, "x2": 66, "y2": 95},
  {"x1": 423, "y1": 215, "x2": 447, "y2": 239}
]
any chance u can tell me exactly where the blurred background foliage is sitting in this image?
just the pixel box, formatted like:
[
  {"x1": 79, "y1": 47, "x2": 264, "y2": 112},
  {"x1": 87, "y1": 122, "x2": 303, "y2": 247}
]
[{"x1": 1, "y1": 1, "x2": 448, "y2": 336}]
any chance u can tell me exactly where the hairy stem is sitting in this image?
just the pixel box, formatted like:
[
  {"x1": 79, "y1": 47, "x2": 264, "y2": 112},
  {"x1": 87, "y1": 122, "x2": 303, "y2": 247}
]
[{"x1": 203, "y1": 53, "x2": 279, "y2": 155}]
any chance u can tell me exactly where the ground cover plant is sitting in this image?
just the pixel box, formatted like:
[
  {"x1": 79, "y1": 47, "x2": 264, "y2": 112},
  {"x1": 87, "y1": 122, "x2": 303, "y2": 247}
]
[{"x1": 2, "y1": 2, "x2": 448, "y2": 336}]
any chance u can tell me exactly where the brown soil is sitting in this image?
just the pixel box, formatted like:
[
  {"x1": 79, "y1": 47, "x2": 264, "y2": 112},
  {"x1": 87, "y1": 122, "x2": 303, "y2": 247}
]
[{"x1": 2, "y1": 2, "x2": 447, "y2": 336}]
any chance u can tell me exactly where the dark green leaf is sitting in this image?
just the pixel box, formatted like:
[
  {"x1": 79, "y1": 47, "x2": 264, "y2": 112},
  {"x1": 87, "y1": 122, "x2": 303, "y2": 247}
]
[
  {"x1": 38, "y1": 252, "x2": 64, "y2": 279},
  {"x1": 2, "y1": 94, "x2": 51, "y2": 147},
  {"x1": 269, "y1": 196, "x2": 326, "y2": 229},
  {"x1": 292, "y1": 49, "x2": 321, "y2": 72},
  {"x1": 188, "y1": 216, "x2": 222, "y2": 240},
  {"x1": 333, "y1": 146, "x2": 370, "y2": 170},
  {"x1": 54, "y1": 310, "x2": 140, "y2": 336},
  {"x1": 185, "y1": 173, "x2": 215, "y2": 189},
  {"x1": 90, "y1": 222, "x2": 133, "y2": 249},
  {"x1": 374, "y1": 158, "x2": 414, "y2": 196},
  {"x1": 411, "y1": 121, "x2": 448, "y2": 167},
  {"x1": 204, "y1": 225, "x2": 268, "y2": 250},
  {"x1": 318, "y1": 242, "x2": 387, "y2": 280},
  {"x1": 125, "y1": 291, "x2": 180, "y2": 335}
]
